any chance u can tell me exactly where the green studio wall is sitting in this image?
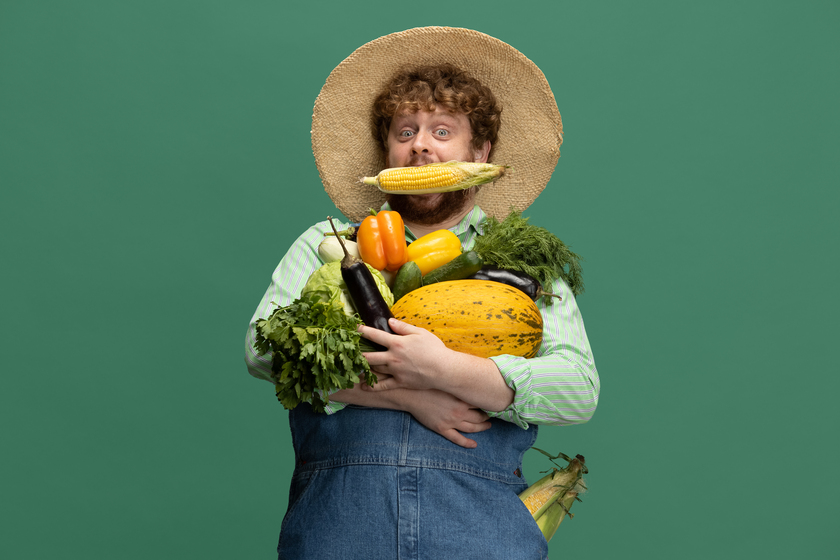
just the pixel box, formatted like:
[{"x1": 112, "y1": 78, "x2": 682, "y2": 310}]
[{"x1": 2, "y1": 1, "x2": 837, "y2": 558}]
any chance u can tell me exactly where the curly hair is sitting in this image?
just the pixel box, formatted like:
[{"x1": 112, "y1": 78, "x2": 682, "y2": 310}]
[{"x1": 371, "y1": 64, "x2": 502, "y2": 158}]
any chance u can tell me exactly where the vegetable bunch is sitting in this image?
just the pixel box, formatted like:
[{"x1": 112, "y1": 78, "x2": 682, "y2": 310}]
[
  {"x1": 473, "y1": 210, "x2": 584, "y2": 297},
  {"x1": 254, "y1": 218, "x2": 396, "y2": 412},
  {"x1": 254, "y1": 293, "x2": 374, "y2": 412}
]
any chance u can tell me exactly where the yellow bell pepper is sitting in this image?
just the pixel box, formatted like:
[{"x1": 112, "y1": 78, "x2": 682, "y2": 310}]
[{"x1": 406, "y1": 230, "x2": 462, "y2": 275}]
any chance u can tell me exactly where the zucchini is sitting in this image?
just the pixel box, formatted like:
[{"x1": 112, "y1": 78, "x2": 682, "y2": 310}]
[
  {"x1": 422, "y1": 250, "x2": 484, "y2": 285},
  {"x1": 392, "y1": 261, "x2": 422, "y2": 302}
]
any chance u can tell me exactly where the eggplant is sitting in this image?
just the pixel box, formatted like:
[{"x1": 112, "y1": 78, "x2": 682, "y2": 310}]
[
  {"x1": 467, "y1": 265, "x2": 562, "y2": 302},
  {"x1": 327, "y1": 217, "x2": 395, "y2": 351}
]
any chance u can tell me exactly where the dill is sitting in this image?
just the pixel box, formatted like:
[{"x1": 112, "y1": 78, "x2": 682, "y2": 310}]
[{"x1": 474, "y1": 210, "x2": 584, "y2": 297}]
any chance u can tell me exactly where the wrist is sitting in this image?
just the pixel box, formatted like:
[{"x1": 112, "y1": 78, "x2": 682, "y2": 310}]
[{"x1": 436, "y1": 353, "x2": 514, "y2": 412}]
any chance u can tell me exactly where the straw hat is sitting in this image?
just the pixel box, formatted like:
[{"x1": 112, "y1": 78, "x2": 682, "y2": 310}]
[{"x1": 311, "y1": 27, "x2": 563, "y2": 223}]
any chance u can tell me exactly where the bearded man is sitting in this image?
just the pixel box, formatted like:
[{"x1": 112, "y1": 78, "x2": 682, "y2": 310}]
[{"x1": 245, "y1": 27, "x2": 599, "y2": 560}]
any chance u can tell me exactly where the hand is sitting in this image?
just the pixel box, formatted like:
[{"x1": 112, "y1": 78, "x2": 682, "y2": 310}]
[
  {"x1": 360, "y1": 317, "x2": 515, "y2": 412},
  {"x1": 330, "y1": 384, "x2": 492, "y2": 449},
  {"x1": 401, "y1": 389, "x2": 492, "y2": 449},
  {"x1": 360, "y1": 318, "x2": 449, "y2": 392}
]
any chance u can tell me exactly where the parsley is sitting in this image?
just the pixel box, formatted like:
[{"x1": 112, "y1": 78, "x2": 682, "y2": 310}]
[{"x1": 254, "y1": 293, "x2": 375, "y2": 412}]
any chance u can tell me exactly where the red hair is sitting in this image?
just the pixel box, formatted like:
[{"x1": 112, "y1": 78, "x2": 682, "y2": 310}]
[{"x1": 372, "y1": 64, "x2": 502, "y2": 158}]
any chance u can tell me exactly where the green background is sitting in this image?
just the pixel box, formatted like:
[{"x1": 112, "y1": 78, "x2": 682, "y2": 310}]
[{"x1": 2, "y1": 0, "x2": 838, "y2": 558}]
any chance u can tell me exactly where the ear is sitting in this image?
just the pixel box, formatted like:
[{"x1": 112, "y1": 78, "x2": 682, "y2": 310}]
[{"x1": 473, "y1": 141, "x2": 491, "y2": 163}]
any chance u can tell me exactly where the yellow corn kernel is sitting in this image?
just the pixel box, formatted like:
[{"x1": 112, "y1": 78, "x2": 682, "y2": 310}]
[
  {"x1": 520, "y1": 478, "x2": 565, "y2": 518},
  {"x1": 378, "y1": 166, "x2": 466, "y2": 191},
  {"x1": 518, "y1": 454, "x2": 587, "y2": 520},
  {"x1": 362, "y1": 161, "x2": 506, "y2": 195}
]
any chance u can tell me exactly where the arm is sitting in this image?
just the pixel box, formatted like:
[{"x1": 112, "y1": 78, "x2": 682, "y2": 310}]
[
  {"x1": 243, "y1": 220, "x2": 495, "y2": 436},
  {"x1": 244, "y1": 220, "x2": 338, "y2": 383},
  {"x1": 330, "y1": 385, "x2": 491, "y2": 448},
  {"x1": 360, "y1": 275, "x2": 600, "y2": 428},
  {"x1": 359, "y1": 319, "x2": 515, "y2": 412},
  {"x1": 487, "y1": 275, "x2": 600, "y2": 427}
]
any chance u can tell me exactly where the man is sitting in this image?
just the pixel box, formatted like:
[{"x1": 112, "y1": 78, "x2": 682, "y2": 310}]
[{"x1": 245, "y1": 27, "x2": 599, "y2": 559}]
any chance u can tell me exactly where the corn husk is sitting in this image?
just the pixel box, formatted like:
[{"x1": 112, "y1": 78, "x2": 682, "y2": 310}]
[{"x1": 518, "y1": 450, "x2": 587, "y2": 543}]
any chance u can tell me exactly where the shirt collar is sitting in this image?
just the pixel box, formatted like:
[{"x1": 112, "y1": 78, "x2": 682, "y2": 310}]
[{"x1": 379, "y1": 203, "x2": 486, "y2": 241}]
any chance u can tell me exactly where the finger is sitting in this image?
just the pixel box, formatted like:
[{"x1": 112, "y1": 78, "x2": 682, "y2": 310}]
[
  {"x1": 441, "y1": 429, "x2": 478, "y2": 449},
  {"x1": 465, "y1": 409, "x2": 491, "y2": 423},
  {"x1": 357, "y1": 324, "x2": 395, "y2": 347},
  {"x1": 386, "y1": 317, "x2": 424, "y2": 335},
  {"x1": 363, "y1": 372, "x2": 392, "y2": 385},
  {"x1": 457, "y1": 420, "x2": 492, "y2": 433},
  {"x1": 362, "y1": 351, "x2": 390, "y2": 368},
  {"x1": 361, "y1": 376, "x2": 403, "y2": 392}
]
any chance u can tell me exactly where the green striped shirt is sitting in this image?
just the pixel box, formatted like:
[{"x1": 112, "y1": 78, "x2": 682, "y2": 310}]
[{"x1": 244, "y1": 205, "x2": 599, "y2": 428}]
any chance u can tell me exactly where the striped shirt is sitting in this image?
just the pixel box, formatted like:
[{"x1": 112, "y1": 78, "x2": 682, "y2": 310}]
[{"x1": 244, "y1": 205, "x2": 600, "y2": 428}]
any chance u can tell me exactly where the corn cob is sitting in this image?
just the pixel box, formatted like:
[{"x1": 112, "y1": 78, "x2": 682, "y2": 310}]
[
  {"x1": 519, "y1": 470, "x2": 572, "y2": 521},
  {"x1": 362, "y1": 161, "x2": 506, "y2": 194},
  {"x1": 518, "y1": 452, "x2": 587, "y2": 543},
  {"x1": 535, "y1": 477, "x2": 586, "y2": 542}
]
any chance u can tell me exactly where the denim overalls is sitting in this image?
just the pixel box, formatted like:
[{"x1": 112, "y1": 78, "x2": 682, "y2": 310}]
[{"x1": 277, "y1": 403, "x2": 549, "y2": 559}]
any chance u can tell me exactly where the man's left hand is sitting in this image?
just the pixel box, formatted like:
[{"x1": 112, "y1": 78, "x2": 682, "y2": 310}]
[
  {"x1": 360, "y1": 318, "x2": 446, "y2": 391},
  {"x1": 359, "y1": 318, "x2": 515, "y2": 412}
]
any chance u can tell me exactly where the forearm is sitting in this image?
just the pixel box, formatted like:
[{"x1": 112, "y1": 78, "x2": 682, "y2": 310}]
[
  {"x1": 330, "y1": 384, "x2": 414, "y2": 410},
  {"x1": 331, "y1": 383, "x2": 493, "y2": 449},
  {"x1": 359, "y1": 319, "x2": 516, "y2": 411},
  {"x1": 488, "y1": 352, "x2": 598, "y2": 427},
  {"x1": 339, "y1": 356, "x2": 512, "y2": 413},
  {"x1": 484, "y1": 277, "x2": 600, "y2": 427},
  {"x1": 423, "y1": 350, "x2": 514, "y2": 412}
]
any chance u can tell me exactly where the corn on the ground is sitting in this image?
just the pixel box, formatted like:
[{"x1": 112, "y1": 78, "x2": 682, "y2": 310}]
[{"x1": 362, "y1": 161, "x2": 506, "y2": 194}]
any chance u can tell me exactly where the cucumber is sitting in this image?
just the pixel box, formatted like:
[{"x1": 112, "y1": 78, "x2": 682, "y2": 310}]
[
  {"x1": 421, "y1": 250, "x2": 484, "y2": 285},
  {"x1": 392, "y1": 261, "x2": 422, "y2": 301}
]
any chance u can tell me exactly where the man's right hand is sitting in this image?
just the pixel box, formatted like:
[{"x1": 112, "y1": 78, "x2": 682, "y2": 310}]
[
  {"x1": 401, "y1": 389, "x2": 492, "y2": 449},
  {"x1": 330, "y1": 385, "x2": 492, "y2": 448}
]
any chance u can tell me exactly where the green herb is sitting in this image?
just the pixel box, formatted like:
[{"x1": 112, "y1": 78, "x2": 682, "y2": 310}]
[
  {"x1": 254, "y1": 293, "x2": 375, "y2": 412},
  {"x1": 474, "y1": 210, "x2": 584, "y2": 297}
]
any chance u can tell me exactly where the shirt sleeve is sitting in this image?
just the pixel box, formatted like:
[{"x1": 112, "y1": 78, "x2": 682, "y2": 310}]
[
  {"x1": 243, "y1": 220, "x2": 350, "y2": 415},
  {"x1": 486, "y1": 276, "x2": 600, "y2": 428}
]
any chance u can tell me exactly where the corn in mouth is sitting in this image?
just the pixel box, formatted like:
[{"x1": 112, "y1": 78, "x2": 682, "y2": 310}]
[{"x1": 362, "y1": 161, "x2": 507, "y2": 195}]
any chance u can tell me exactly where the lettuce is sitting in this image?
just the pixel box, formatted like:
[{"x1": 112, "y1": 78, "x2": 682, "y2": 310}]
[{"x1": 300, "y1": 261, "x2": 394, "y2": 317}]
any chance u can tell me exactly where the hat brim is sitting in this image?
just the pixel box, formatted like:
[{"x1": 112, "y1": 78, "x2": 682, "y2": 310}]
[{"x1": 312, "y1": 26, "x2": 563, "y2": 223}]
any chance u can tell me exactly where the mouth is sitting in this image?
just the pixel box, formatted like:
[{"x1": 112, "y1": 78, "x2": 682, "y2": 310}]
[{"x1": 407, "y1": 155, "x2": 435, "y2": 167}]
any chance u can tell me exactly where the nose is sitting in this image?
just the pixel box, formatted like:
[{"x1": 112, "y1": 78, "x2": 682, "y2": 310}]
[{"x1": 411, "y1": 130, "x2": 431, "y2": 155}]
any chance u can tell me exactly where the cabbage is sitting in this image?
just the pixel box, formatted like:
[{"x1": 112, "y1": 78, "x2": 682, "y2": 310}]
[{"x1": 301, "y1": 261, "x2": 394, "y2": 317}]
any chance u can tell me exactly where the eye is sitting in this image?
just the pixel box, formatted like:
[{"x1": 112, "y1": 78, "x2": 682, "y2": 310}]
[
  {"x1": 435, "y1": 129, "x2": 449, "y2": 137},
  {"x1": 399, "y1": 130, "x2": 414, "y2": 138}
]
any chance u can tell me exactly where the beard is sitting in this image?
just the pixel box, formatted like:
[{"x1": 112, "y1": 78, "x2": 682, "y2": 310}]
[{"x1": 387, "y1": 187, "x2": 477, "y2": 226}]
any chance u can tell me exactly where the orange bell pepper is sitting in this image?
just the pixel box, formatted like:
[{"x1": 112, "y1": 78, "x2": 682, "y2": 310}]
[
  {"x1": 405, "y1": 229, "x2": 462, "y2": 276},
  {"x1": 357, "y1": 210, "x2": 408, "y2": 272}
]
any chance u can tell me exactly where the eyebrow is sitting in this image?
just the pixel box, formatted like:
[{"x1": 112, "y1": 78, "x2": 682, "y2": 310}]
[{"x1": 392, "y1": 112, "x2": 463, "y2": 127}]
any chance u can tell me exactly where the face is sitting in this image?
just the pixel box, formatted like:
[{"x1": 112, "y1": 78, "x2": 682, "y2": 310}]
[{"x1": 385, "y1": 107, "x2": 491, "y2": 225}]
